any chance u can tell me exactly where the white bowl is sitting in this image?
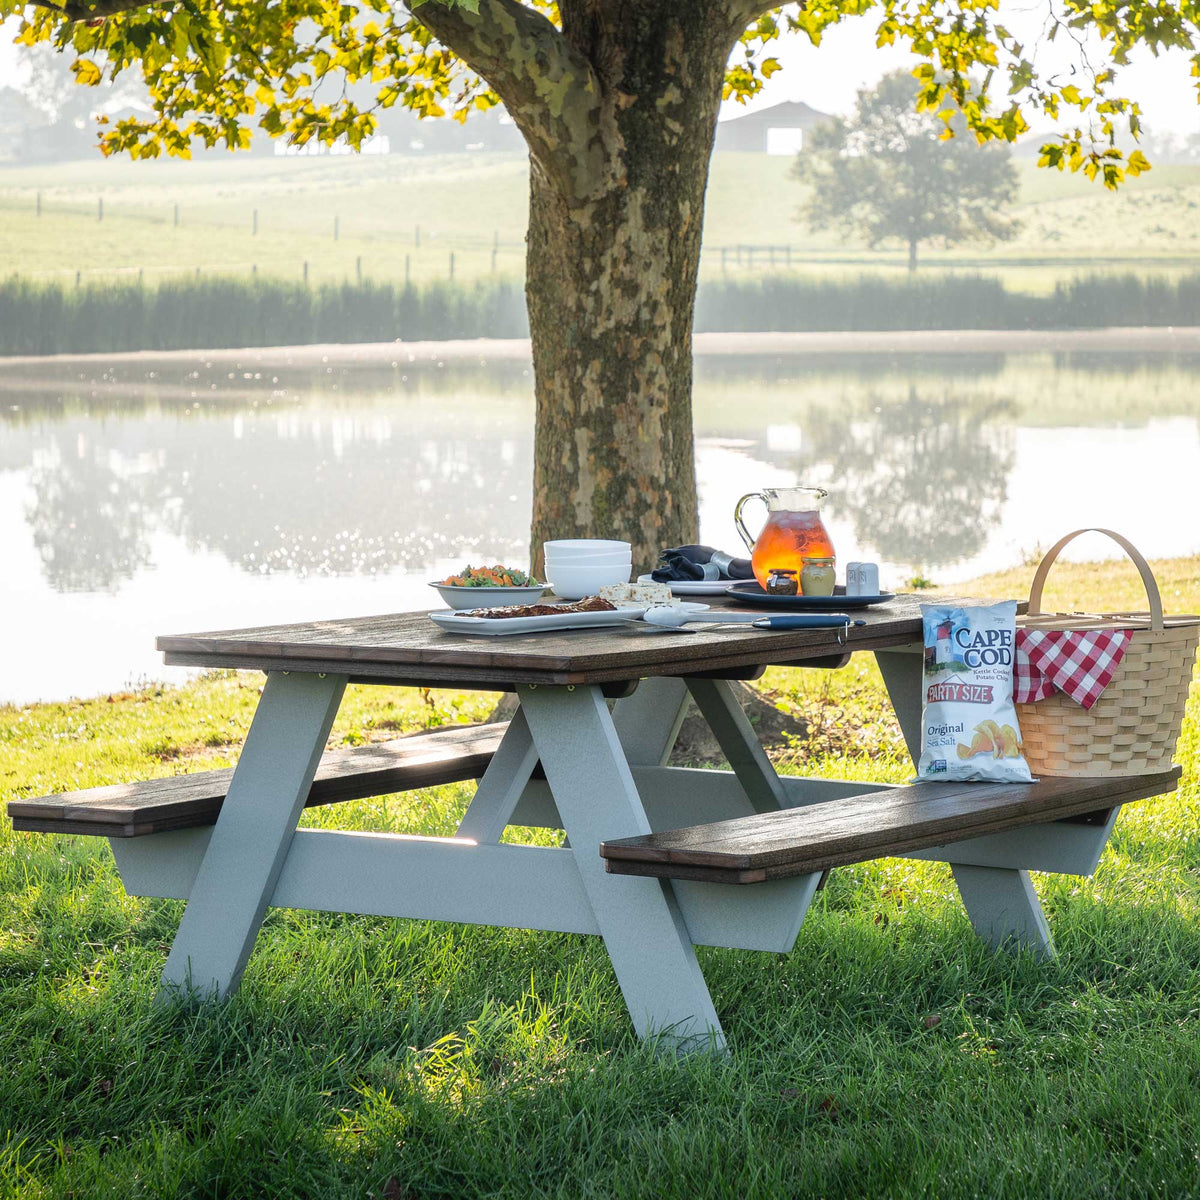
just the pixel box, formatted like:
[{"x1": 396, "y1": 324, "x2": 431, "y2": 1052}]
[
  {"x1": 545, "y1": 551, "x2": 632, "y2": 568},
  {"x1": 542, "y1": 539, "x2": 631, "y2": 558},
  {"x1": 430, "y1": 582, "x2": 548, "y2": 610},
  {"x1": 545, "y1": 562, "x2": 632, "y2": 600}
]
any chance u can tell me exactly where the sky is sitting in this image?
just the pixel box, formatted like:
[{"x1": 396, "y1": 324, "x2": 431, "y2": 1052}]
[{"x1": 2, "y1": 3, "x2": 1198, "y2": 138}]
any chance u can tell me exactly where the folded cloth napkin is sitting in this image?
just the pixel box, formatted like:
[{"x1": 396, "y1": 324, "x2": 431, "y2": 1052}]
[
  {"x1": 1014, "y1": 628, "x2": 1131, "y2": 709},
  {"x1": 650, "y1": 545, "x2": 755, "y2": 583}
]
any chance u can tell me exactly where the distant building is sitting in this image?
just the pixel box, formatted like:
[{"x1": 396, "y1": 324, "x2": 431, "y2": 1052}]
[{"x1": 714, "y1": 100, "x2": 833, "y2": 155}]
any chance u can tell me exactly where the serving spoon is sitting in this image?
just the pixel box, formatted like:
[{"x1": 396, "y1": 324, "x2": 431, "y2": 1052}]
[{"x1": 640, "y1": 607, "x2": 865, "y2": 632}]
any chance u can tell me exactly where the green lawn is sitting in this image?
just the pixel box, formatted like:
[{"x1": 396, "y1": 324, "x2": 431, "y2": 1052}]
[
  {"x1": 2, "y1": 150, "x2": 1200, "y2": 293},
  {"x1": 3, "y1": 557, "x2": 1200, "y2": 1196}
]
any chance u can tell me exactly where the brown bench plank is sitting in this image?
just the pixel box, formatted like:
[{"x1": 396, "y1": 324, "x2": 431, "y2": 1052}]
[
  {"x1": 7, "y1": 721, "x2": 508, "y2": 838},
  {"x1": 600, "y1": 768, "x2": 1181, "y2": 884}
]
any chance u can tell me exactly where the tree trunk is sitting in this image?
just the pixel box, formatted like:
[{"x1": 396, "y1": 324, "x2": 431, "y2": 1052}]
[
  {"x1": 908, "y1": 238, "x2": 919, "y2": 272},
  {"x1": 518, "y1": 9, "x2": 738, "y2": 576},
  {"x1": 413, "y1": 1, "x2": 749, "y2": 576}
]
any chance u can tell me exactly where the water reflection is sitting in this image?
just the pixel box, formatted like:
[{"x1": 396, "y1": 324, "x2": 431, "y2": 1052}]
[
  {"x1": 26, "y1": 442, "x2": 153, "y2": 592},
  {"x1": 2, "y1": 344, "x2": 1198, "y2": 703},
  {"x1": 157, "y1": 413, "x2": 532, "y2": 576},
  {"x1": 797, "y1": 389, "x2": 1015, "y2": 568}
]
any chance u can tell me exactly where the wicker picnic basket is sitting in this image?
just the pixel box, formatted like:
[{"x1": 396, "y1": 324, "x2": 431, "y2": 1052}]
[{"x1": 1014, "y1": 529, "x2": 1200, "y2": 778}]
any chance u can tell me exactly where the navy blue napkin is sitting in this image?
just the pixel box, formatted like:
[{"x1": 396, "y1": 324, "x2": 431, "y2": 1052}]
[{"x1": 650, "y1": 545, "x2": 754, "y2": 583}]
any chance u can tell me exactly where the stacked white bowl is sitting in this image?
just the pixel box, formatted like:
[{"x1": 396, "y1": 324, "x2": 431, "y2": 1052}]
[{"x1": 543, "y1": 539, "x2": 632, "y2": 600}]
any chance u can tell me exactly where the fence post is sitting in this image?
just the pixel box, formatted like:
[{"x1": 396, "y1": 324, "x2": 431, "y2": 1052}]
[
  {"x1": 356, "y1": 256, "x2": 362, "y2": 283},
  {"x1": 405, "y1": 255, "x2": 411, "y2": 285},
  {"x1": 75, "y1": 270, "x2": 81, "y2": 287},
  {"x1": 303, "y1": 261, "x2": 309, "y2": 285},
  {"x1": 449, "y1": 252, "x2": 455, "y2": 280},
  {"x1": 252, "y1": 263, "x2": 257, "y2": 278}
]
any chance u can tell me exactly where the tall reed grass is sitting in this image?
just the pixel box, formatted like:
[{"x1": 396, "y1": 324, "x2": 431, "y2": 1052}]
[
  {"x1": 0, "y1": 276, "x2": 529, "y2": 356},
  {"x1": 2, "y1": 271, "x2": 1199, "y2": 356},
  {"x1": 694, "y1": 271, "x2": 1200, "y2": 332}
]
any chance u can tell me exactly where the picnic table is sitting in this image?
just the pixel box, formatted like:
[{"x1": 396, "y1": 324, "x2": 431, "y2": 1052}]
[{"x1": 10, "y1": 595, "x2": 1179, "y2": 1053}]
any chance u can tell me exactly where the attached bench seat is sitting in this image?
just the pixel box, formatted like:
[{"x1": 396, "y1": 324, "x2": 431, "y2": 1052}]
[
  {"x1": 600, "y1": 768, "x2": 1181, "y2": 884},
  {"x1": 7, "y1": 721, "x2": 509, "y2": 838}
]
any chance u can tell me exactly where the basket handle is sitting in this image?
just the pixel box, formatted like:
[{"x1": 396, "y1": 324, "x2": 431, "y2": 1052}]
[{"x1": 1027, "y1": 528, "x2": 1163, "y2": 631}]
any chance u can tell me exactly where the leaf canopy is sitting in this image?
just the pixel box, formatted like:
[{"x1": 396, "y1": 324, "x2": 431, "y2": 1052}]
[{"x1": 3, "y1": 0, "x2": 1197, "y2": 185}]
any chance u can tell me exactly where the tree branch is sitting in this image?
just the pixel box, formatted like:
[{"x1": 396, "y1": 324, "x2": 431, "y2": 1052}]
[
  {"x1": 412, "y1": 0, "x2": 607, "y2": 199},
  {"x1": 52, "y1": 0, "x2": 165, "y2": 19}
]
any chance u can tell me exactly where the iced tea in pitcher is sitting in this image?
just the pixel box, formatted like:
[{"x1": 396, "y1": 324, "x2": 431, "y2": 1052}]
[{"x1": 734, "y1": 487, "x2": 835, "y2": 589}]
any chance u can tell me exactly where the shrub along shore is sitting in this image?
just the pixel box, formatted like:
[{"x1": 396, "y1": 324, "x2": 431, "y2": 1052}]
[
  {"x1": 3, "y1": 556, "x2": 1200, "y2": 1195},
  {"x1": 3, "y1": 270, "x2": 1200, "y2": 356}
]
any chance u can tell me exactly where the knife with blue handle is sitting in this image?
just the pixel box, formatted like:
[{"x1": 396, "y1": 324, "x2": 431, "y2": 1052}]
[{"x1": 751, "y1": 614, "x2": 867, "y2": 630}]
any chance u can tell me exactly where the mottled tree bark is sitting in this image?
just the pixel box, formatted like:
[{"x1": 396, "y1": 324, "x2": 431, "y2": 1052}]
[{"x1": 416, "y1": 0, "x2": 750, "y2": 574}]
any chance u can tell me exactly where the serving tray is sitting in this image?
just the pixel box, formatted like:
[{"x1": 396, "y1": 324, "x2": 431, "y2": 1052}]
[
  {"x1": 723, "y1": 583, "x2": 896, "y2": 610},
  {"x1": 636, "y1": 573, "x2": 747, "y2": 597},
  {"x1": 430, "y1": 602, "x2": 708, "y2": 637}
]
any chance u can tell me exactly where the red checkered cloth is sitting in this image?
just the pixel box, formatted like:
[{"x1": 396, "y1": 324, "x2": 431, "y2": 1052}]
[{"x1": 1014, "y1": 628, "x2": 1131, "y2": 710}]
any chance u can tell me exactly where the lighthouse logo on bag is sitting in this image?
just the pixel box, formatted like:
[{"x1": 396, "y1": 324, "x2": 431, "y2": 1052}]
[{"x1": 917, "y1": 601, "x2": 1033, "y2": 783}]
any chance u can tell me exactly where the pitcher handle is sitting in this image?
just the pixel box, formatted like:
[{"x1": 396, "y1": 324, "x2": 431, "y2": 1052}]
[{"x1": 734, "y1": 492, "x2": 767, "y2": 554}]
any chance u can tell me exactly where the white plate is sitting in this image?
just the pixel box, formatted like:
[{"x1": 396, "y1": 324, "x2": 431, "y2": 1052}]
[
  {"x1": 636, "y1": 573, "x2": 742, "y2": 597},
  {"x1": 430, "y1": 601, "x2": 707, "y2": 637}
]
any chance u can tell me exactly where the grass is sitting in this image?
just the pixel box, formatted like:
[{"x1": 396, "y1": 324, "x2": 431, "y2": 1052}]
[
  {"x1": 3, "y1": 558, "x2": 1200, "y2": 1196},
  {"x1": 2, "y1": 150, "x2": 1200, "y2": 292}
]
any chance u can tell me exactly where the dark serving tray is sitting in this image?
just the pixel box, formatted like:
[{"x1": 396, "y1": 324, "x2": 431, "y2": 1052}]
[{"x1": 724, "y1": 583, "x2": 897, "y2": 609}]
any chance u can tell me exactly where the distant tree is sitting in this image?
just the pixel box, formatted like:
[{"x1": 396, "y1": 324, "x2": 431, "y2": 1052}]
[
  {"x1": 14, "y1": 42, "x2": 144, "y2": 161},
  {"x1": 796, "y1": 71, "x2": 1020, "y2": 272}
]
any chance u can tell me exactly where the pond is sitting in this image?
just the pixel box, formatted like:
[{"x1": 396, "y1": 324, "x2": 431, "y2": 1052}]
[{"x1": 2, "y1": 337, "x2": 1198, "y2": 703}]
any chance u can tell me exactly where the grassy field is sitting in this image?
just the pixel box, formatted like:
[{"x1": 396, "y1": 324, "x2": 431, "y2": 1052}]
[
  {"x1": 2, "y1": 150, "x2": 1200, "y2": 292},
  {"x1": 3, "y1": 557, "x2": 1200, "y2": 1196}
]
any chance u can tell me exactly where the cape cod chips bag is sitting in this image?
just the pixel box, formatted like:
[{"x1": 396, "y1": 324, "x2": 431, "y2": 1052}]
[{"x1": 917, "y1": 601, "x2": 1033, "y2": 783}]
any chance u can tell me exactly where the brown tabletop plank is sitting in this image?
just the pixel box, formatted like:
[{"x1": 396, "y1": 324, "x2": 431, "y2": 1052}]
[
  {"x1": 599, "y1": 768, "x2": 1181, "y2": 883},
  {"x1": 158, "y1": 594, "x2": 960, "y2": 685}
]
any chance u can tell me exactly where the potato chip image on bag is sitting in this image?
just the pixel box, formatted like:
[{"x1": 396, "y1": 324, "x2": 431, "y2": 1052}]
[{"x1": 917, "y1": 601, "x2": 1033, "y2": 783}]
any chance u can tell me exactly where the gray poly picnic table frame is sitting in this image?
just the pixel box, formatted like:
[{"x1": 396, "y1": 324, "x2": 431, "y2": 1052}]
[{"x1": 112, "y1": 602, "x2": 1117, "y2": 1052}]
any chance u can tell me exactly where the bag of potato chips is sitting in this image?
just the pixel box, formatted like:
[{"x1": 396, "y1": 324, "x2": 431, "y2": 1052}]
[{"x1": 917, "y1": 601, "x2": 1033, "y2": 783}]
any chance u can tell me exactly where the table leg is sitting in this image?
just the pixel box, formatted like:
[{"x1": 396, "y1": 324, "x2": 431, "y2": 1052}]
[
  {"x1": 518, "y1": 683, "x2": 725, "y2": 1053},
  {"x1": 875, "y1": 646, "x2": 924, "y2": 765},
  {"x1": 610, "y1": 677, "x2": 690, "y2": 765},
  {"x1": 684, "y1": 677, "x2": 790, "y2": 813},
  {"x1": 157, "y1": 670, "x2": 346, "y2": 1002},
  {"x1": 456, "y1": 706, "x2": 540, "y2": 844},
  {"x1": 951, "y1": 865, "x2": 1056, "y2": 960}
]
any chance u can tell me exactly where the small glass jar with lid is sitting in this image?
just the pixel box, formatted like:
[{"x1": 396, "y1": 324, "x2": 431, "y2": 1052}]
[
  {"x1": 764, "y1": 567, "x2": 799, "y2": 596},
  {"x1": 800, "y1": 556, "x2": 836, "y2": 597}
]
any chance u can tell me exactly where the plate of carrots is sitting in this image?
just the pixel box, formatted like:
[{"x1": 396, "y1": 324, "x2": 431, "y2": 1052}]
[{"x1": 431, "y1": 564, "x2": 549, "y2": 610}]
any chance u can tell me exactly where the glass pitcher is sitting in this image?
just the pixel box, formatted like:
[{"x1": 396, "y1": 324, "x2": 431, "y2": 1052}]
[{"x1": 734, "y1": 486, "x2": 835, "y2": 589}]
